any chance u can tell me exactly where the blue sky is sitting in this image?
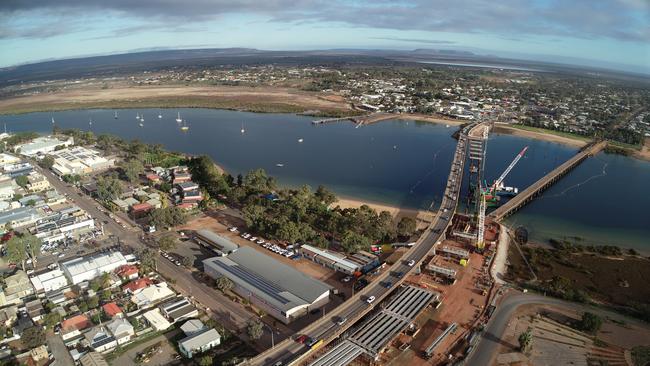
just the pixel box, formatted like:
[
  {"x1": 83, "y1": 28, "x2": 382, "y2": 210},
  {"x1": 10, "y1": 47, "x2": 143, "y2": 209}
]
[{"x1": 1, "y1": 0, "x2": 648, "y2": 73}]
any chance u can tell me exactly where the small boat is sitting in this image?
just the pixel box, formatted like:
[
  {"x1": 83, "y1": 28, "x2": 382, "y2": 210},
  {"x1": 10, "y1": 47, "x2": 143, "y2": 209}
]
[
  {"x1": 445, "y1": 124, "x2": 450, "y2": 128},
  {"x1": 51, "y1": 117, "x2": 55, "y2": 124},
  {"x1": 114, "y1": 111, "x2": 118, "y2": 119},
  {"x1": 240, "y1": 122, "x2": 245, "y2": 134},
  {"x1": 139, "y1": 123, "x2": 144, "y2": 127},
  {"x1": 276, "y1": 163, "x2": 284, "y2": 167},
  {"x1": 136, "y1": 113, "x2": 140, "y2": 120},
  {"x1": 89, "y1": 118, "x2": 93, "y2": 126},
  {"x1": 140, "y1": 115, "x2": 144, "y2": 122},
  {"x1": 158, "y1": 111, "x2": 162, "y2": 119},
  {"x1": 298, "y1": 138, "x2": 304, "y2": 143},
  {"x1": 176, "y1": 112, "x2": 182, "y2": 123},
  {"x1": 180, "y1": 120, "x2": 189, "y2": 131}
]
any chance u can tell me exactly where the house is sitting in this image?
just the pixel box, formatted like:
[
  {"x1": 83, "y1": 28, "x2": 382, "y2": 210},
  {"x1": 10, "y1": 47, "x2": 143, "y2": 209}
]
[
  {"x1": 25, "y1": 299, "x2": 45, "y2": 322},
  {"x1": 0, "y1": 305, "x2": 18, "y2": 327},
  {"x1": 130, "y1": 282, "x2": 175, "y2": 309},
  {"x1": 2, "y1": 270, "x2": 34, "y2": 305},
  {"x1": 122, "y1": 277, "x2": 153, "y2": 294},
  {"x1": 129, "y1": 202, "x2": 153, "y2": 220},
  {"x1": 142, "y1": 308, "x2": 171, "y2": 331},
  {"x1": 0, "y1": 179, "x2": 18, "y2": 200},
  {"x1": 102, "y1": 302, "x2": 123, "y2": 319},
  {"x1": 159, "y1": 297, "x2": 198, "y2": 323},
  {"x1": 180, "y1": 319, "x2": 207, "y2": 336},
  {"x1": 178, "y1": 328, "x2": 221, "y2": 359},
  {"x1": 180, "y1": 190, "x2": 202, "y2": 204},
  {"x1": 145, "y1": 173, "x2": 161, "y2": 184},
  {"x1": 12, "y1": 315, "x2": 33, "y2": 336},
  {"x1": 114, "y1": 264, "x2": 139, "y2": 280},
  {"x1": 85, "y1": 326, "x2": 117, "y2": 353},
  {"x1": 176, "y1": 182, "x2": 199, "y2": 192},
  {"x1": 106, "y1": 318, "x2": 134, "y2": 345},
  {"x1": 61, "y1": 314, "x2": 93, "y2": 341},
  {"x1": 30, "y1": 345, "x2": 49, "y2": 362}
]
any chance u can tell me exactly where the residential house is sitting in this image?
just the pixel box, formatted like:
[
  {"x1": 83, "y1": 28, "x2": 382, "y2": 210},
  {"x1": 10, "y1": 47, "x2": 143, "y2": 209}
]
[
  {"x1": 61, "y1": 314, "x2": 93, "y2": 341},
  {"x1": 106, "y1": 318, "x2": 134, "y2": 345},
  {"x1": 2, "y1": 270, "x2": 34, "y2": 304},
  {"x1": 180, "y1": 319, "x2": 207, "y2": 336},
  {"x1": 85, "y1": 326, "x2": 117, "y2": 353},
  {"x1": 130, "y1": 282, "x2": 175, "y2": 309},
  {"x1": 122, "y1": 277, "x2": 153, "y2": 294},
  {"x1": 114, "y1": 264, "x2": 139, "y2": 281},
  {"x1": 160, "y1": 297, "x2": 198, "y2": 323},
  {"x1": 178, "y1": 328, "x2": 221, "y2": 359},
  {"x1": 102, "y1": 302, "x2": 123, "y2": 319}
]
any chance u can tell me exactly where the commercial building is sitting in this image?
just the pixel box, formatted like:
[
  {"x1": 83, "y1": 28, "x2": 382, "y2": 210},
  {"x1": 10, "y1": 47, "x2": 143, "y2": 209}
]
[
  {"x1": 178, "y1": 328, "x2": 221, "y2": 359},
  {"x1": 49, "y1": 146, "x2": 114, "y2": 176},
  {"x1": 29, "y1": 268, "x2": 69, "y2": 293},
  {"x1": 31, "y1": 206, "x2": 95, "y2": 246},
  {"x1": 25, "y1": 172, "x2": 51, "y2": 192},
  {"x1": 180, "y1": 319, "x2": 207, "y2": 336},
  {"x1": 0, "y1": 207, "x2": 41, "y2": 229},
  {"x1": 194, "y1": 230, "x2": 238, "y2": 255},
  {"x1": 61, "y1": 252, "x2": 128, "y2": 285},
  {"x1": 346, "y1": 250, "x2": 381, "y2": 274},
  {"x1": 160, "y1": 297, "x2": 198, "y2": 323},
  {"x1": 299, "y1": 244, "x2": 360, "y2": 275},
  {"x1": 15, "y1": 136, "x2": 73, "y2": 156},
  {"x1": 3, "y1": 162, "x2": 34, "y2": 178},
  {"x1": 0, "y1": 179, "x2": 18, "y2": 200},
  {"x1": 203, "y1": 247, "x2": 331, "y2": 324}
]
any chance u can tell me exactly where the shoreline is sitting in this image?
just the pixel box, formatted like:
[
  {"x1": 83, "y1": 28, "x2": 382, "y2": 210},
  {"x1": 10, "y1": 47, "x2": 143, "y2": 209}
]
[
  {"x1": 492, "y1": 123, "x2": 589, "y2": 148},
  {"x1": 332, "y1": 197, "x2": 435, "y2": 224}
]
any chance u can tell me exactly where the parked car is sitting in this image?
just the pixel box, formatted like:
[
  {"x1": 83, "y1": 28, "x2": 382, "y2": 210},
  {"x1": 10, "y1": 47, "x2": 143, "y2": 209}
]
[
  {"x1": 229, "y1": 227, "x2": 238, "y2": 232},
  {"x1": 295, "y1": 335, "x2": 308, "y2": 344},
  {"x1": 341, "y1": 276, "x2": 352, "y2": 283},
  {"x1": 336, "y1": 317, "x2": 348, "y2": 326},
  {"x1": 407, "y1": 259, "x2": 415, "y2": 267},
  {"x1": 366, "y1": 296, "x2": 376, "y2": 304}
]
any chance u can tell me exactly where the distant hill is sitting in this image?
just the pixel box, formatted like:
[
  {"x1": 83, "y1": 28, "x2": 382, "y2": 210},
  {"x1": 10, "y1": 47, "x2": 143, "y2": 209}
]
[{"x1": 0, "y1": 47, "x2": 647, "y2": 87}]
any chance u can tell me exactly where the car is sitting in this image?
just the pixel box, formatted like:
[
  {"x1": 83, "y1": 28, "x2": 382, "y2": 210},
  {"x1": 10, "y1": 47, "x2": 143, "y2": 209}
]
[
  {"x1": 366, "y1": 296, "x2": 376, "y2": 304},
  {"x1": 242, "y1": 233, "x2": 251, "y2": 239},
  {"x1": 58, "y1": 253, "x2": 65, "y2": 258},
  {"x1": 305, "y1": 338, "x2": 318, "y2": 347},
  {"x1": 52, "y1": 251, "x2": 59, "y2": 256},
  {"x1": 407, "y1": 260, "x2": 415, "y2": 267},
  {"x1": 229, "y1": 227, "x2": 238, "y2": 232},
  {"x1": 341, "y1": 276, "x2": 352, "y2": 283},
  {"x1": 256, "y1": 239, "x2": 265, "y2": 244},
  {"x1": 295, "y1": 335, "x2": 308, "y2": 344},
  {"x1": 392, "y1": 271, "x2": 404, "y2": 278},
  {"x1": 249, "y1": 236, "x2": 257, "y2": 242},
  {"x1": 336, "y1": 317, "x2": 348, "y2": 326},
  {"x1": 175, "y1": 261, "x2": 181, "y2": 266},
  {"x1": 380, "y1": 281, "x2": 392, "y2": 288}
]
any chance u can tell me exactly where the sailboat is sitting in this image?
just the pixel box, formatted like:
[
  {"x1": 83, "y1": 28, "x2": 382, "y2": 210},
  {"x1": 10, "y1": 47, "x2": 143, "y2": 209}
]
[
  {"x1": 181, "y1": 120, "x2": 189, "y2": 131},
  {"x1": 136, "y1": 113, "x2": 140, "y2": 120},
  {"x1": 51, "y1": 117, "x2": 55, "y2": 124},
  {"x1": 140, "y1": 114, "x2": 144, "y2": 122},
  {"x1": 114, "y1": 111, "x2": 118, "y2": 119},
  {"x1": 176, "y1": 112, "x2": 182, "y2": 123},
  {"x1": 89, "y1": 118, "x2": 93, "y2": 126},
  {"x1": 158, "y1": 110, "x2": 162, "y2": 119},
  {"x1": 298, "y1": 138, "x2": 304, "y2": 143},
  {"x1": 240, "y1": 122, "x2": 245, "y2": 134}
]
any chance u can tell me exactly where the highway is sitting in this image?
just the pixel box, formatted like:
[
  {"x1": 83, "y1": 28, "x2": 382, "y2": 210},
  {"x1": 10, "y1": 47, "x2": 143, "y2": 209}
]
[{"x1": 248, "y1": 123, "x2": 476, "y2": 366}]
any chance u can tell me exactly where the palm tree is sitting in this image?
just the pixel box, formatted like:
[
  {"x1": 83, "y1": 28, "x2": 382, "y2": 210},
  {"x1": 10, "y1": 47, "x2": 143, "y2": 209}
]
[{"x1": 518, "y1": 327, "x2": 533, "y2": 353}]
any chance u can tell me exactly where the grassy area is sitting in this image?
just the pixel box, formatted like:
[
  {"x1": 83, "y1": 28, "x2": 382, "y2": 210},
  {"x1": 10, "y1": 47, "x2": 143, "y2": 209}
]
[
  {"x1": 105, "y1": 327, "x2": 176, "y2": 362},
  {"x1": 0, "y1": 96, "x2": 357, "y2": 117},
  {"x1": 607, "y1": 139, "x2": 642, "y2": 151},
  {"x1": 508, "y1": 124, "x2": 593, "y2": 142}
]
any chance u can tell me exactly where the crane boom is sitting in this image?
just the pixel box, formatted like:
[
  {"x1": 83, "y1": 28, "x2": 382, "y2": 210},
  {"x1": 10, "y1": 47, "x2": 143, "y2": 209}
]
[{"x1": 490, "y1": 146, "x2": 528, "y2": 192}]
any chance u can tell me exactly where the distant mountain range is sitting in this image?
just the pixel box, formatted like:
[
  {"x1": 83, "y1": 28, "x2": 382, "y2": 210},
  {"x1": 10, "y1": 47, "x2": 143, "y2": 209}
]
[{"x1": 0, "y1": 48, "x2": 647, "y2": 87}]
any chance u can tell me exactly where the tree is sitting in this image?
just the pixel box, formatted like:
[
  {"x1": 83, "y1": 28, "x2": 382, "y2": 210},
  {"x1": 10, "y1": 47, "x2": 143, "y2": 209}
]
[
  {"x1": 15, "y1": 175, "x2": 29, "y2": 188},
  {"x1": 87, "y1": 296, "x2": 99, "y2": 309},
  {"x1": 22, "y1": 326, "x2": 46, "y2": 349},
  {"x1": 121, "y1": 159, "x2": 144, "y2": 183},
  {"x1": 341, "y1": 230, "x2": 372, "y2": 253},
  {"x1": 315, "y1": 185, "x2": 337, "y2": 206},
  {"x1": 5, "y1": 236, "x2": 26, "y2": 270},
  {"x1": 148, "y1": 207, "x2": 187, "y2": 229},
  {"x1": 138, "y1": 248, "x2": 157, "y2": 272},
  {"x1": 198, "y1": 355, "x2": 213, "y2": 366},
  {"x1": 44, "y1": 312, "x2": 62, "y2": 329},
  {"x1": 580, "y1": 312, "x2": 602, "y2": 334},
  {"x1": 243, "y1": 169, "x2": 276, "y2": 193},
  {"x1": 215, "y1": 276, "x2": 234, "y2": 293},
  {"x1": 181, "y1": 256, "x2": 192, "y2": 268},
  {"x1": 518, "y1": 327, "x2": 533, "y2": 353},
  {"x1": 38, "y1": 155, "x2": 55, "y2": 169},
  {"x1": 397, "y1": 217, "x2": 417, "y2": 237},
  {"x1": 157, "y1": 235, "x2": 177, "y2": 251},
  {"x1": 96, "y1": 174, "x2": 123, "y2": 201},
  {"x1": 100, "y1": 289, "x2": 112, "y2": 302},
  {"x1": 246, "y1": 320, "x2": 264, "y2": 340}
]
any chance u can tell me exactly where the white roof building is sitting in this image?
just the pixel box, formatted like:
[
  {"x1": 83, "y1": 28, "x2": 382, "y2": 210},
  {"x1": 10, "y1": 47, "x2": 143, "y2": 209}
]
[
  {"x1": 15, "y1": 136, "x2": 73, "y2": 156},
  {"x1": 178, "y1": 328, "x2": 221, "y2": 359},
  {"x1": 30, "y1": 268, "x2": 69, "y2": 293},
  {"x1": 131, "y1": 282, "x2": 175, "y2": 309},
  {"x1": 106, "y1": 318, "x2": 134, "y2": 345},
  {"x1": 142, "y1": 309, "x2": 171, "y2": 331},
  {"x1": 61, "y1": 252, "x2": 127, "y2": 285},
  {"x1": 49, "y1": 146, "x2": 114, "y2": 176}
]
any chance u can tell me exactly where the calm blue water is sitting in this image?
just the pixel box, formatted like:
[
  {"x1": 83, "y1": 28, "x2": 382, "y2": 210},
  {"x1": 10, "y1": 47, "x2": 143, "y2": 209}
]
[{"x1": 1, "y1": 109, "x2": 649, "y2": 251}]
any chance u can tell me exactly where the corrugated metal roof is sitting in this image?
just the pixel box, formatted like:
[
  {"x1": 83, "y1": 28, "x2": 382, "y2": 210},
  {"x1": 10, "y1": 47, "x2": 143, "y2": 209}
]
[{"x1": 195, "y1": 230, "x2": 238, "y2": 253}]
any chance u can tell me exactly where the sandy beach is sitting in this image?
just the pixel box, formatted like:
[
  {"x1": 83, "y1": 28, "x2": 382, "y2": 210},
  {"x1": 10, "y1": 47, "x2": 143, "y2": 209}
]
[
  {"x1": 394, "y1": 113, "x2": 465, "y2": 126},
  {"x1": 493, "y1": 123, "x2": 589, "y2": 148},
  {"x1": 332, "y1": 197, "x2": 435, "y2": 229}
]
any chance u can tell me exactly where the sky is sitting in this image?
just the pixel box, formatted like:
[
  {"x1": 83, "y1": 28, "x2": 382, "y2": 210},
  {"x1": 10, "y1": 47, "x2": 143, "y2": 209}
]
[{"x1": 0, "y1": 0, "x2": 649, "y2": 74}]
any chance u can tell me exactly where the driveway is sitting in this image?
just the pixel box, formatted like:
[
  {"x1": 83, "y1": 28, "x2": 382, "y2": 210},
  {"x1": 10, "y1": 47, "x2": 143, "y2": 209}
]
[{"x1": 47, "y1": 333, "x2": 74, "y2": 366}]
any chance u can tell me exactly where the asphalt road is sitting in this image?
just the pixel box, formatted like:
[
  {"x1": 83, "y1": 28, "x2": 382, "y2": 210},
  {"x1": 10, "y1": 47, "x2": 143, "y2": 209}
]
[
  {"x1": 248, "y1": 125, "x2": 473, "y2": 366},
  {"x1": 465, "y1": 291, "x2": 647, "y2": 365}
]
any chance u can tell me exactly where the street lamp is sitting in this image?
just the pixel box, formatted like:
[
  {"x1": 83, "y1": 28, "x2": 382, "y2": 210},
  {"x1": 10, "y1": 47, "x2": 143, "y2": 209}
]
[{"x1": 263, "y1": 323, "x2": 275, "y2": 348}]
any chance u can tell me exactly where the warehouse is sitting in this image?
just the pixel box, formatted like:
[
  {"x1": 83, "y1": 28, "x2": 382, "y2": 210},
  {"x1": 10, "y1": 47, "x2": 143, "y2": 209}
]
[
  {"x1": 299, "y1": 244, "x2": 360, "y2": 275},
  {"x1": 61, "y1": 252, "x2": 127, "y2": 285},
  {"x1": 203, "y1": 247, "x2": 331, "y2": 324},
  {"x1": 194, "y1": 229, "x2": 238, "y2": 255},
  {"x1": 49, "y1": 146, "x2": 114, "y2": 176}
]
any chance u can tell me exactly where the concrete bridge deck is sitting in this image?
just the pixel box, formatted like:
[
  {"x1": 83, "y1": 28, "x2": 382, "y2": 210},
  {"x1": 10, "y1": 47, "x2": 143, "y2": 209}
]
[{"x1": 489, "y1": 141, "x2": 607, "y2": 221}]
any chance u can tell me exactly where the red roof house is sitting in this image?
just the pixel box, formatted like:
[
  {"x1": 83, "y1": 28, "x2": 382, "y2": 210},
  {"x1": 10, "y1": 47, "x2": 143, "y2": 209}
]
[
  {"x1": 115, "y1": 264, "x2": 139, "y2": 280},
  {"x1": 61, "y1": 314, "x2": 92, "y2": 333},
  {"x1": 122, "y1": 277, "x2": 154, "y2": 294},
  {"x1": 102, "y1": 302, "x2": 123, "y2": 318}
]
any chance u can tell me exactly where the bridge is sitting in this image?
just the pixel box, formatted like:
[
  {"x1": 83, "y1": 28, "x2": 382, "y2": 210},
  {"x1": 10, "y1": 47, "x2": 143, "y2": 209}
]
[
  {"x1": 311, "y1": 117, "x2": 353, "y2": 125},
  {"x1": 245, "y1": 123, "x2": 478, "y2": 366},
  {"x1": 489, "y1": 140, "x2": 607, "y2": 221}
]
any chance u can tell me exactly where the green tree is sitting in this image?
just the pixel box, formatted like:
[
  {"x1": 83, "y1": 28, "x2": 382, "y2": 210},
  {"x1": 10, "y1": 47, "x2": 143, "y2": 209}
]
[
  {"x1": 243, "y1": 168, "x2": 276, "y2": 193},
  {"x1": 138, "y1": 248, "x2": 157, "y2": 273},
  {"x1": 15, "y1": 175, "x2": 29, "y2": 188},
  {"x1": 246, "y1": 320, "x2": 264, "y2": 340},
  {"x1": 87, "y1": 296, "x2": 99, "y2": 309},
  {"x1": 157, "y1": 235, "x2": 177, "y2": 251},
  {"x1": 100, "y1": 289, "x2": 112, "y2": 302},
  {"x1": 315, "y1": 185, "x2": 337, "y2": 206},
  {"x1": 198, "y1": 355, "x2": 213, "y2": 366},
  {"x1": 215, "y1": 276, "x2": 234, "y2": 293},
  {"x1": 397, "y1": 217, "x2": 417, "y2": 237},
  {"x1": 341, "y1": 230, "x2": 372, "y2": 253},
  {"x1": 580, "y1": 312, "x2": 603, "y2": 334},
  {"x1": 39, "y1": 155, "x2": 55, "y2": 169},
  {"x1": 22, "y1": 326, "x2": 46, "y2": 349},
  {"x1": 181, "y1": 256, "x2": 192, "y2": 267},
  {"x1": 43, "y1": 312, "x2": 62, "y2": 329},
  {"x1": 121, "y1": 159, "x2": 144, "y2": 183},
  {"x1": 518, "y1": 327, "x2": 533, "y2": 353},
  {"x1": 96, "y1": 174, "x2": 123, "y2": 201},
  {"x1": 148, "y1": 207, "x2": 187, "y2": 229},
  {"x1": 5, "y1": 236, "x2": 26, "y2": 270}
]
